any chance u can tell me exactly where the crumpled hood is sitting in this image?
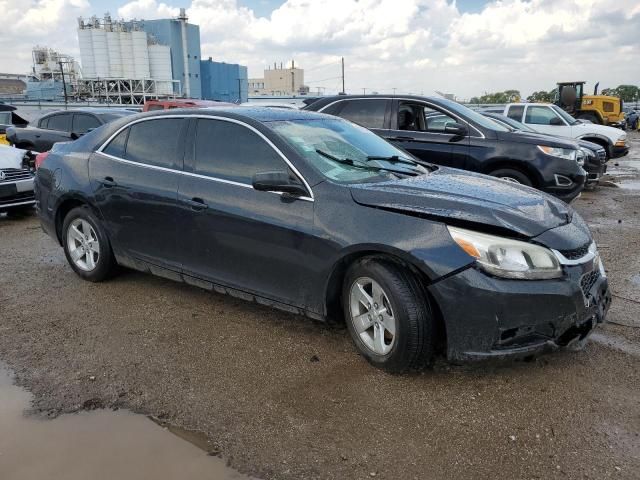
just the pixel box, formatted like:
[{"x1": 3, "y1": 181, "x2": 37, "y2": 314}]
[
  {"x1": 0, "y1": 144, "x2": 27, "y2": 169},
  {"x1": 350, "y1": 168, "x2": 572, "y2": 238}
]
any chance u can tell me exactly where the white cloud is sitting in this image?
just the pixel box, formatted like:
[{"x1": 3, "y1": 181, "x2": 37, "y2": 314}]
[{"x1": 2, "y1": 0, "x2": 639, "y2": 99}]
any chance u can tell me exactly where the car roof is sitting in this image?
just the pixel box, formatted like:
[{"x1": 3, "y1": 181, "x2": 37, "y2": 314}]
[
  {"x1": 139, "y1": 106, "x2": 334, "y2": 122},
  {"x1": 44, "y1": 108, "x2": 136, "y2": 116}
]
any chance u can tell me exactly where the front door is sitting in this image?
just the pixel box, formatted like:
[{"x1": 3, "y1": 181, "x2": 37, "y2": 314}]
[
  {"x1": 90, "y1": 117, "x2": 187, "y2": 271},
  {"x1": 523, "y1": 105, "x2": 571, "y2": 137},
  {"x1": 177, "y1": 117, "x2": 316, "y2": 306}
]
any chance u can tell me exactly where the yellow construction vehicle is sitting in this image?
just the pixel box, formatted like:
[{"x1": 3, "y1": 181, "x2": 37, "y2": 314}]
[{"x1": 555, "y1": 81, "x2": 624, "y2": 126}]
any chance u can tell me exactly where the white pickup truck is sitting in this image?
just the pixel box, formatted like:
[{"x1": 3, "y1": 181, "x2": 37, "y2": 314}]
[{"x1": 485, "y1": 103, "x2": 628, "y2": 159}]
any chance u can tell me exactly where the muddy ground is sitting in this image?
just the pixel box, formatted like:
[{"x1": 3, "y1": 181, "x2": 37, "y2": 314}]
[{"x1": 0, "y1": 132, "x2": 639, "y2": 479}]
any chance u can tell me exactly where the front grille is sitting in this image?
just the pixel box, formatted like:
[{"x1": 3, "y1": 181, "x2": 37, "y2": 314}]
[
  {"x1": 596, "y1": 149, "x2": 607, "y2": 164},
  {"x1": 0, "y1": 191, "x2": 35, "y2": 206},
  {"x1": 558, "y1": 243, "x2": 590, "y2": 260},
  {"x1": 0, "y1": 168, "x2": 33, "y2": 183},
  {"x1": 580, "y1": 270, "x2": 601, "y2": 298}
]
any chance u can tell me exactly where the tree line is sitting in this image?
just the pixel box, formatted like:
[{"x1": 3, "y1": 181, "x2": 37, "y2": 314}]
[{"x1": 468, "y1": 85, "x2": 640, "y2": 104}]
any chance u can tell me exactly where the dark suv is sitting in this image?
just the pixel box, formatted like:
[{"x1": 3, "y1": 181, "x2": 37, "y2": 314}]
[{"x1": 304, "y1": 95, "x2": 587, "y2": 202}]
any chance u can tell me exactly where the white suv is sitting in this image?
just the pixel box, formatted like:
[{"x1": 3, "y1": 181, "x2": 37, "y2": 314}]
[{"x1": 493, "y1": 103, "x2": 628, "y2": 159}]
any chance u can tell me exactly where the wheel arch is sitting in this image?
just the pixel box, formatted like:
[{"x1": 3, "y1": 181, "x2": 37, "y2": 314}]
[
  {"x1": 54, "y1": 195, "x2": 102, "y2": 245},
  {"x1": 323, "y1": 246, "x2": 447, "y2": 350},
  {"x1": 480, "y1": 159, "x2": 541, "y2": 187},
  {"x1": 576, "y1": 134, "x2": 612, "y2": 157}
]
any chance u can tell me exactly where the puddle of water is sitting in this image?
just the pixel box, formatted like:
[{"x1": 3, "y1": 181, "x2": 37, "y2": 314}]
[
  {"x1": 0, "y1": 364, "x2": 253, "y2": 480},
  {"x1": 619, "y1": 180, "x2": 640, "y2": 190}
]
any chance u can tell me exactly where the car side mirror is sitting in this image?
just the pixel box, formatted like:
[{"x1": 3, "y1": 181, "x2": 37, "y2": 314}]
[
  {"x1": 443, "y1": 122, "x2": 468, "y2": 136},
  {"x1": 252, "y1": 171, "x2": 307, "y2": 196},
  {"x1": 70, "y1": 132, "x2": 80, "y2": 140},
  {"x1": 550, "y1": 117, "x2": 564, "y2": 126}
]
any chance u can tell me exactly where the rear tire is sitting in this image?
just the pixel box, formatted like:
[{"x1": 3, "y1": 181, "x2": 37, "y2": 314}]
[
  {"x1": 62, "y1": 206, "x2": 116, "y2": 282},
  {"x1": 342, "y1": 257, "x2": 437, "y2": 372},
  {"x1": 489, "y1": 168, "x2": 533, "y2": 186}
]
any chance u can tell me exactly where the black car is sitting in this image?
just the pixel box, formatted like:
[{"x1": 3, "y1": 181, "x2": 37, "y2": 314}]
[
  {"x1": 6, "y1": 108, "x2": 136, "y2": 152},
  {"x1": 304, "y1": 95, "x2": 586, "y2": 202},
  {"x1": 481, "y1": 112, "x2": 607, "y2": 187},
  {"x1": 35, "y1": 108, "x2": 611, "y2": 371}
]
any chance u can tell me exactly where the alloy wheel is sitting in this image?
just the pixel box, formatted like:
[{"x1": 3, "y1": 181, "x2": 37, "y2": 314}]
[
  {"x1": 66, "y1": 218, "x2": 101, "y2": 272},
  {"x1": 349, "y1": 277, "x2": 396, "y2": 355}
]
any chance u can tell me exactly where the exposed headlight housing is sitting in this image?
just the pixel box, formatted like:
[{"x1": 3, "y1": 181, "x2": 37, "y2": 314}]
[
  {"x1": 447, "y1": 226, "x2": 563, "y2": 280},
  {"x1": 537, "y1": 145, "x2": 577, "y2": 161}
]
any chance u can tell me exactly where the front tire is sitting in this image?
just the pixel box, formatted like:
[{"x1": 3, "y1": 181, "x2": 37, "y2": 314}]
[
  {"x1": 62, "y1": 206, "x2": 116, "y2": 282},
  {"x1": 342, "y1": 257, "x2": 437, "y2": 372},
  {"x1": 489, "y1": 168, "x2": 533, "y2": 186}
]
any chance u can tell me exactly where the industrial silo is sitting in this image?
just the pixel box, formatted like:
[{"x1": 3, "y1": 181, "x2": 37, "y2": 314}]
[
  {"x1": 148, "y1": 44, "x2": 172, "y2": 94},
  {"x1": 120, "y1": 31, "x2": 134, "y2": 79},
  {"x1": 132, "y1": 30, "x2": 150, "y2": 79},
  {"x1": 106, "y1": 31, "x2": 123, "y2": 78},
  {"x1": 77, "y1": 28, "x2": 96, "y2": 78},
  {"x1": 91, "y1": 28, "x2": 109, "y2": 78}
]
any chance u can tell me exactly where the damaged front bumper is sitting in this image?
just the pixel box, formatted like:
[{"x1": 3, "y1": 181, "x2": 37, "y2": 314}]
[{"x1": 428, "y1": 254, "x2": 611, "y2": 362}]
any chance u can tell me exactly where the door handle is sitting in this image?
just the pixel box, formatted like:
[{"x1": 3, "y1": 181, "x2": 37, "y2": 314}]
[
  {"x1": 388, "y1": 136, "x2": 416, "y2": 141},
  {"x1": 186, "y1": 197, "x2": 208, "y2": 211},
  {"x1": 102, "y1": 176, "x2": 117, "y2": 187}
]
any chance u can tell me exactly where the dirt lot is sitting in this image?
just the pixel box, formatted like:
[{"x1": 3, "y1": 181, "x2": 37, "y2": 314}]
[{"x1": 1, "y1": 133, "x2": 639, "y2": 480}]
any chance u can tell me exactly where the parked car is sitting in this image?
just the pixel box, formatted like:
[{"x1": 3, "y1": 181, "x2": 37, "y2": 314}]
[
  {"x1": 481, "y1": 112, "x2": 607, "y2": 186},
  {"x1": 6, "y1": 108, "x2": 136, "y2": 152},
  {"x1": 484, "y1": 103, "x2": 628, "y2": 159},
  {"x1": 623, "y1": 108, "x2": 639, "y2": 130},
  {"x1": 142, "y1": 99, "x2": 236, "y2": 111},
  {"x1": 0, "y1": 104, "x2": 29, "y2": 145},
  {"x1": 0, "y1": 145, "x2": 36, "y2": 215},
  {"x1": 304, "y1": 95, "x2": 586, "y2": 202},
  {"x1": 35, "y1": 108, "x2": 611, "y2": 371}
]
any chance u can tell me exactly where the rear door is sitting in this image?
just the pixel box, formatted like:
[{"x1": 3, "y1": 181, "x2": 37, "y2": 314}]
[
  {"x1": 177, "y1": 117, "x2": 316, "y2": 306},
  {"x1": 381, "y1": 99, "x2": 469, "y2": 167},
  {"x1": 40, "y1": 113, "x2": 73, "y2": 150},
  {"x1": 91, "y1": 117, "x2": 187, "y2": 271},
  {"x1": 326, "y1": 98, "x2": 391, "y2": 136}
]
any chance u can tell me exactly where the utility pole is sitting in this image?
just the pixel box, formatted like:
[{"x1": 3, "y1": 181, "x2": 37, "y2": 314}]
[
  {"x1": 341, "y1": 57, "x2": 345, "y2": 94},
  {"x1": 362, "y1": 88, "x2": 366, "y2": 95},
  {"x1": 59, "y1": 61, "x2": 68, "y2": 108},
  {"x1": 392, "y1": 87, "x2": 396, "y2": 95}
]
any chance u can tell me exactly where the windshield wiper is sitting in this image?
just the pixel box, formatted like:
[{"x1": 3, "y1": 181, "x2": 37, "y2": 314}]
[
  {"x1": 315, "y1": 149, "x2": 420, "y2": 177},
  {"x1": 366, "y1": 155, "x2": 418, "y2": 166}
]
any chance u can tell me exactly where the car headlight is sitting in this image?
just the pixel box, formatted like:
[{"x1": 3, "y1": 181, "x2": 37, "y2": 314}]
[
  {"x1": 447, "y1": 226, "x2": 563, "y2": 280},
  {"x1": 537, "y1": 145, "x2": 577, "y2": 161},
  {"x1": 614, "y1": 136, "x2": 626, "y2": 147},
  {"x1": 576, "y1": 148, "x2": 586, "y2": 166}
]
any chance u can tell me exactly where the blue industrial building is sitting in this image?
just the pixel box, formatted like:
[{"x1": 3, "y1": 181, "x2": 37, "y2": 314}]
[
  {"x1": 200, "y1": 58, "x2": 248, "y2": 103},
  {"x1": 132, "y1": 15, "x2": 202, "y2": 99}
]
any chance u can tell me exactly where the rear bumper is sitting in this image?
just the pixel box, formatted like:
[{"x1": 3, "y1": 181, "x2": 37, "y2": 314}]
[{"x1": 428, "y1": 260, "x2": 611, "y2": 362}]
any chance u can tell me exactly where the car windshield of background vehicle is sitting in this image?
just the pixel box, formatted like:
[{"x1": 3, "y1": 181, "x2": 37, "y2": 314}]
[
  {"x1": 269, "y1": 118, "x2": 427, "y2": 183},
  {"x1": 551, "y1": 105, "x2": 580, "y2": 125},
  {"x1": 441, "y1": 99, "x2": 510, "y2": 132}
]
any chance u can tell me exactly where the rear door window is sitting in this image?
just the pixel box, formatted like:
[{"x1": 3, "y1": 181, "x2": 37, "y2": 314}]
[
  {"x1": 46, "y1": 114, "x2": 72, "y2": 132},
  {"x1": 506, "y1": 105, "x2": 525, "y2": 122},
  {"x1": 103, "y1": 128, "x2": 129, "y2": 158},
  {"x1": 72, "y1": 114, "x2": 101, "y2": 134},
  {"x1": 334, "y1": 99, "x2": 387, "y2": 129},
  {"x1": 124, "y1": 118, "x2": 185, "y2": 169},
  {"x1": 194, "y1": 119, "x2": 288, "y2": 184}
]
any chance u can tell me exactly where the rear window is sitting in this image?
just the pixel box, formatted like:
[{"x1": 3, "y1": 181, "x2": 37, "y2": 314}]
[
  {"x1": 72, "y1": 114, "x2": 101, "y2": 134},
  {"x1": 506, "y1": 105, "x2": 525, "y2": 122},
  {"x1": 334, "y1": 99, "x2": 387, "y2": 129},
  {"x1": 103, "y1": 128, "x2": 129, "y2": 158}
]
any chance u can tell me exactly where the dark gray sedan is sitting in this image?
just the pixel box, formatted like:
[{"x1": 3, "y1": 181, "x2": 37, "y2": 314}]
[{"x1": 34, "y1": 108, "x2": 611, "y2": 371}]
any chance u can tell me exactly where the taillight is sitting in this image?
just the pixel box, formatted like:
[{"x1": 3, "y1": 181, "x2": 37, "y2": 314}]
[{"x1": 35, "y1": 151, "x2": 49, "y2": 169}]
